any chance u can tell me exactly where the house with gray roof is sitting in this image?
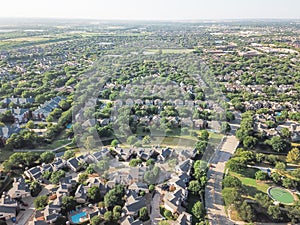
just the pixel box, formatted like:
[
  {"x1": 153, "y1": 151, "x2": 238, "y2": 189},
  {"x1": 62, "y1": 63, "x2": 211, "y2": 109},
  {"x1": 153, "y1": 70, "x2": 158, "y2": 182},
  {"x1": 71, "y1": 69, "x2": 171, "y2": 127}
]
[
  {"x1": 123, "y1": 193, "x2": 146, "y2": 217},
  {"x1": 74, "y1": 184, "x2": 88, "y2": 204},
  {"x1": 0, "y1": 194, "x2": 18, "y2": 221},
  {"x1": 121, "y1": 216, "x2": 143, "y2": 225},
  {"x1": 8, "y1": 177, "x2": 31, "y2": 199},
  {"x1": 33, "y1": 96, "x2": 64, "y2": 120}
]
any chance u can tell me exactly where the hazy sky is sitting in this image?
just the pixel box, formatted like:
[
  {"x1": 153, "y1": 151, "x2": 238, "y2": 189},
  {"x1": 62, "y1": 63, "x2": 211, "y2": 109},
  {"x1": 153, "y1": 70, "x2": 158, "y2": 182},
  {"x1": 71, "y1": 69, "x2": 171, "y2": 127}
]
[{"x1": 1, "y1": 0, "x2": 299, "y2": 20}]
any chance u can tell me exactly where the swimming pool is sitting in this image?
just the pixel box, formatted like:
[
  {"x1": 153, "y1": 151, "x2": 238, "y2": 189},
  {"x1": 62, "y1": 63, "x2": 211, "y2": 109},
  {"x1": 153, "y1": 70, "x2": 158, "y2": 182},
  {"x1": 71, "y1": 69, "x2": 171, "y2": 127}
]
[{"x1": 71, "y1": 211, "x2": 87, "y2": 224}]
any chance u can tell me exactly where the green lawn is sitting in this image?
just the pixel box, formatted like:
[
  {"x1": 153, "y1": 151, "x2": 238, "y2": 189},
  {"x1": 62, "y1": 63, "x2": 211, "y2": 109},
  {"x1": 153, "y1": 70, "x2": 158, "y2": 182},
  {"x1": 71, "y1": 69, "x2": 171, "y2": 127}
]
[
  {"x1": 230, "y1": 168, "x2": 271, "y2": 198},
  {"x1": 151, "y1": 136, "x2": 197, "y2": 148}
]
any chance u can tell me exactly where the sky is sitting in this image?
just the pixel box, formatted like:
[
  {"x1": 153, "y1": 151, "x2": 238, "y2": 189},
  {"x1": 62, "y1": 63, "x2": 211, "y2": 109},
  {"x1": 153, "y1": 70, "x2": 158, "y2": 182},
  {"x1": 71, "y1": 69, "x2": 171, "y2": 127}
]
[{"x1": 0, "y1": 0, "x2": 299, "y2": 21}]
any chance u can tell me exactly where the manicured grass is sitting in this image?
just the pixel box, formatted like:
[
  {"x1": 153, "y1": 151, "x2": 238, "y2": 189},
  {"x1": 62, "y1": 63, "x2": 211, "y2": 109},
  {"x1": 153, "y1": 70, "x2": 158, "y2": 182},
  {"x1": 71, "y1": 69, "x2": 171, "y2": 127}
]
[
  {"x1": 268, "y1": 187, "x2": 295, "y2": 204},
  {"x1": 230, "y1": 168, "x2": 271, "y2": 198}
]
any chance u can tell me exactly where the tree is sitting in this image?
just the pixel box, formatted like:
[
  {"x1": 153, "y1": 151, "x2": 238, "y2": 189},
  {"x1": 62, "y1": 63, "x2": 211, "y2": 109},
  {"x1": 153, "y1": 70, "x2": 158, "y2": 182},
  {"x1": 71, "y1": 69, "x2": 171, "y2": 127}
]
[
  {"x1": 149, "y1": 184, "x2": 155, "y2": 192},
  {"x1": 265, "y1": 136, "x2": 290, "y2": 153},
  {"x1": 104, "y1": 185, "x2": 125, "y2": 209},
  {"x1": 223, "y1": 175, "x2": 242, "y2": 189},
  {"x1": 255, "y1": 170, "x2": 268, "y2": 180},
  {"x1": 192, "y1": 201, "x2": 205, "y2": 220},
  {"x1": 88, "y1": 186, "x2": 101, "y2": 202},
  {"x1": 139, "y1": 207, "x2": 149, "y2": 221},
  {"x1": 104, "y1": 211, "x2": 113, "y2": 221},
  {"x1": 243, "y1": 136, "x2": 257, "y2": 149},
  {"x1": 113, "y1": 205, "x2": 122, "y2": 221},
  {"x1": 86, "y1": 164, "x2": 95, "y2": 174},
  {"x1": 63, "y1": 150, "x2": 75, "y2": 159},
  {"x1": 286, "y1": 201, "x2": 300, "y2": 224},
  {"x1": 142, "y1": 135, "x2": 151, "y2": 145},
  {"x1": 50, "y1": 170, "x2": 66, "y2": 184},
  {"x1": 78, "y1": 173, "x2": 89, "y2": 183},
  {"x1": 287, "y1": 148, "x2": 300, "y2": 163},
  {"x1": 271, "y1": 172, "x2": 281, "y2": 184},
  {"x1": 221, "y1": 122, "x2": 231, "y2": 134},
  {"x1": 127, "y1": 135, "x2": 138, "y2": 145},
  {"x1": 188, "y1": 180, "x2": 201, "y2": 195},
  {"x1": 281, "y1": 127, "x2": 291, "y2": 139},
  {"x1": 275, "y1": 162, "x2": 286, "y2": 171},
  {"x1": 282, "y1": 177, "x2": 295, "y2": 189},
  {"x1": 30, "y1": 181, "x2": 42, "y2": 197},
  {"x1": 199, "y1": 130, "x2": 209, "y2": 141},
  {"x1": 143, "y1": 166, "x2": 160, "y2": 184},
  {"x1": 164, "y1": 209, "x2": 173, "y2": 220},
  {"x1": 26, "y1": 120, "x2": 35, "y2": 129},
  {"x1": 40, "y1": 151, "x2": 55, "y2": 163},
  {"x1": 238, "y1": 200, "x2": 255, "y2": 222},
  {"x1": 268, "y1": 205, "x2": 282, "y2": 221},
  {"x1": 255, "y1": 193, "x2": 272, "y2": 208},
  {"x1": 222, "y1": 188, "x2": 240, "y2": 206},
  {"x1": 195, "y1": 141, "x2": 208, "y2": 154},
  {"x1": 129, "y1": 158, "x2": 142, "y2": 167},
  {"x1": 61, "y1": 196, "x2": 76, "y2": 213},
  {"x1": 34, "y1": 195, "x2": 48, "y2": 209},
  {"x1": 146, "y1": 159, "x2": 155, "y2": 166},
  {"x1": 91, "y1": 215, "x2": 103, "y2": 225},
  {"x1": 111, "y1": 139, "x2": 119, "y2": 147}
]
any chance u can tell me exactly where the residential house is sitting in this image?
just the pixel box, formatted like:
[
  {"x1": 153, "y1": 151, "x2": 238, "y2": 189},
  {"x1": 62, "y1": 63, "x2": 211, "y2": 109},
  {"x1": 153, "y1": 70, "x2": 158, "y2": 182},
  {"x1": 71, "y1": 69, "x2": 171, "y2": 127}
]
[
  {"x1": 8, "y1": 177, "x2": 31, "y2": 199},
  {"x1": 25, "y1": 166, "x2": 43, "y2": 181},
  {"x1": 123, "y1": 192, "x2": 146, "y2": 217},
  {"x1": 74, "y1": 184, "x2": 88, "y2": 204},
  {"x1": 43, "y1": 204, "x2": 61, "y2": 224},
  {"x1": 114, "y1": 147, "x2": 135, "y2": 161},
  {"x1": 156, "y1": 148, "x2": 173, "y2": 162},
  {"x1": 176, "y1": 212, "x2": 192, "y2": 225},
  {"x1": 0, "y1": 194, "x2": 18, "y2": 221},
  {"x1": 128, "y1": 182, "x2": 149, "y2": 193},
  {"x1": 175, "y1": 159, "x2": 193, "y2": 175},
  {"x1": 121, "y1": 216, "x2": 143, "y2": 225},
  {"x1": 67, "y1": 157, "x2": 84, "y2": 172},
  {"x1": 33, "y1": 96, "x2": 64, "y2": 119},
  {"x1": 51, "y1": 158, "x2": 66, "y2": 171}
]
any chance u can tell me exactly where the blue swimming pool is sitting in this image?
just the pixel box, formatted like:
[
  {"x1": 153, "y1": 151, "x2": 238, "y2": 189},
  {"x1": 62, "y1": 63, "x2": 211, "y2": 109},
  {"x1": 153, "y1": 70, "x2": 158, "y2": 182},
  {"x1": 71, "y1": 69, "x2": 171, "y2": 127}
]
[{"x1": 71, "y1": 211, "x2": 87, "y2": 224}]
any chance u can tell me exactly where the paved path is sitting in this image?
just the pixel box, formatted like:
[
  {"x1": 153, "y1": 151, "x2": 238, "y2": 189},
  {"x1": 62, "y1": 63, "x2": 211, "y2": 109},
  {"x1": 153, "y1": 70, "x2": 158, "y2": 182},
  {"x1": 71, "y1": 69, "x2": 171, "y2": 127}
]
[{"x1": 205, "y1": 134, "x2": 240, "y2": 225}]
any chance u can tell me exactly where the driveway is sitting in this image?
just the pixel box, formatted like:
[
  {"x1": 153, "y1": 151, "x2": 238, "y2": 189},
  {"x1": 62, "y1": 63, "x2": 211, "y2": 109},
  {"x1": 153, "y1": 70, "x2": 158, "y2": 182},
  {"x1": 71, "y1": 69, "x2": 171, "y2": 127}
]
[{"x1": 150, "y1": 191, "x2": 162, "y2": 225}]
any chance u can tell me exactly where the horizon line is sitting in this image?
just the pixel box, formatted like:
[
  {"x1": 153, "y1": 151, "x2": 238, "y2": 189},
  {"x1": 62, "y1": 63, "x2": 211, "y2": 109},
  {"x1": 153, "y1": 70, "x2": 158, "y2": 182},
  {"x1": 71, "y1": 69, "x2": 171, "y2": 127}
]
[{"x1": 0, "y1": 17, "x2": 300, "y2": 22}]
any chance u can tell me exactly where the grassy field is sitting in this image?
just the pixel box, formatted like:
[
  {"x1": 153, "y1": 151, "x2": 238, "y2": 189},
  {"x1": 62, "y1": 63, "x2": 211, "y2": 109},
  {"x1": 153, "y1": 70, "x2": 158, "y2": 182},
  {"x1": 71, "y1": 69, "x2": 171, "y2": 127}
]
[
  {"x1": 230, "y1": 168, "x2": 271, "y2": 199},
  {"x1": 151, "y1": 136, "x2": 197, "y2": 148}
]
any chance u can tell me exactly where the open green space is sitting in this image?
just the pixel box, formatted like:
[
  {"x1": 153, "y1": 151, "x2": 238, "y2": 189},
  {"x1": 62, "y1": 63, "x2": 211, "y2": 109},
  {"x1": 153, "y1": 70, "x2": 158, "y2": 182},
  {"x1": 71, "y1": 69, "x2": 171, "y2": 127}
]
[
  {"x1": 230, "y1": 168, "x2": 271, "y2": 198},
  {"x1": 268, "y1": 187, "x2": 295, "y2": 205}
]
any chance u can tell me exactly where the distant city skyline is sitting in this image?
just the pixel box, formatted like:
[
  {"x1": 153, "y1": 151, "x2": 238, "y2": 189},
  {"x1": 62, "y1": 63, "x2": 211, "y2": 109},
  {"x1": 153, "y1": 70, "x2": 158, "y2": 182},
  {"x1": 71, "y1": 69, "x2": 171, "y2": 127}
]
[{"x1": 0, "y1": 0, "x2": 300, "y2": 21}]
